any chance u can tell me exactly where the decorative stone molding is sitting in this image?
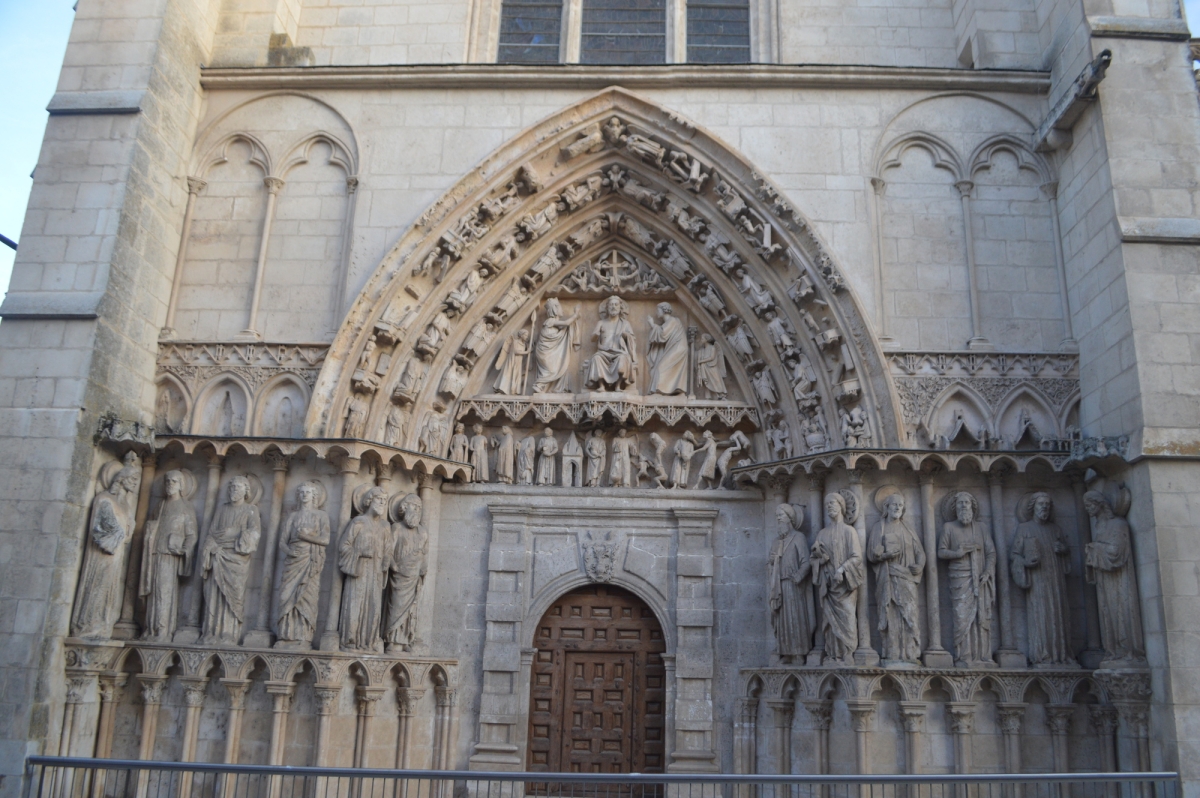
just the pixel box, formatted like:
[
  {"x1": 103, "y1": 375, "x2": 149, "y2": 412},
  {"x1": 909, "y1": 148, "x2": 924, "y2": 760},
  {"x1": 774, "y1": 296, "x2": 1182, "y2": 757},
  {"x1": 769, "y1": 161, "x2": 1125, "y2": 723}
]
[{"x1": 734, "y1": 447, "x2": 1075, "y2": 484}]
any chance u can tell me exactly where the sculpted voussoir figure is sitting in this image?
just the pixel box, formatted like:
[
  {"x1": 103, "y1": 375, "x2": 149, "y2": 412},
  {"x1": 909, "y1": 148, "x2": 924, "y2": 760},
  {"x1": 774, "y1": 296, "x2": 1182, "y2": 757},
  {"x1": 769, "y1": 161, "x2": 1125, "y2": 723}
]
[
  {"x1": 71, "y1": 458, "x2": 142, "y2": 639},
  {"x1": 275, "y1": 481, "x2": 331, "y2": 648},
  {"x1": 1084, "y1": 489, "x2": 1146, "y2": 666},
  {"x1": 867, "y1": 488, "x2": 925, "y2": 665},
  {"x1": 938, "y1": 491, "x2": 996, "y2": 667},
  {"x1": 140, "y1": 469, "x2": 199, "y2": 642},
  {"x1": 1011, "y1": 492, "x2": 1077, "y2": 667},
  {"x1": 338, "y1": 486, "x2": 391, "y2": 653},
  {"x1": 200, "y1": 475, "x2": 262, "y2": 645},
  {"x1": 812, "y1": 492, "x2": 863, "y2": 665},
  {"x1": 386, "y1": 494, "x2": 428, "y2": 653},
  {"x1": 768, "y1": 504, "x2": 815, "y2": 663},
  {"x1": 586, "y1": 296, "x2": 637, "y2": 392}
]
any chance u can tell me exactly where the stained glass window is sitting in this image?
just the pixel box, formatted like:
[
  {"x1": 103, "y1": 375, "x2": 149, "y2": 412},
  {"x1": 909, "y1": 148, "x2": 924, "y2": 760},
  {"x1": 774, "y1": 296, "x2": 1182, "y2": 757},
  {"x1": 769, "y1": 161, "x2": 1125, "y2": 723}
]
[
  {"x1": 498, "y1": 0, "x2": 564, "y2": 63},
  {"x1": 687, "y1": 0, "x2": 750, "y2": 63},
  {"x1": 581, "y1": 0, "x2": 667, "y2": 65}
]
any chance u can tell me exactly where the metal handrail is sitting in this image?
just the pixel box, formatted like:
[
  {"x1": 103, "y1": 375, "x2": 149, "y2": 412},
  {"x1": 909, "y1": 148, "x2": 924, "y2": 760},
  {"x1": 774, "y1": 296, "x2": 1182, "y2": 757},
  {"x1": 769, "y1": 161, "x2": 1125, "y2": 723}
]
[{"x1": 24, "y1": 757, "x2": 1181, "y2": 784}]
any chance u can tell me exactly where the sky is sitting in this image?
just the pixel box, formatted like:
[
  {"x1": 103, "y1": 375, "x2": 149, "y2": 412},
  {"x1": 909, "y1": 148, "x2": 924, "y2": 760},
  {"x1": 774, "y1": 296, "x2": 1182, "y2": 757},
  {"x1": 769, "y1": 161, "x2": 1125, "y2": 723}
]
[{"x1": 0, "y1": 1, "x2": 1197, "y2": 300}]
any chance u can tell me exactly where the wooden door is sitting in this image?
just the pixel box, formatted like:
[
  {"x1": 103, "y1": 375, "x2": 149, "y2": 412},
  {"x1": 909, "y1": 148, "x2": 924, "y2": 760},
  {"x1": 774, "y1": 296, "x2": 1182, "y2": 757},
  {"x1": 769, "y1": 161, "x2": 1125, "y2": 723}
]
[{"x1": 528, "y1": 584, "x2": 667, "y2": 776}]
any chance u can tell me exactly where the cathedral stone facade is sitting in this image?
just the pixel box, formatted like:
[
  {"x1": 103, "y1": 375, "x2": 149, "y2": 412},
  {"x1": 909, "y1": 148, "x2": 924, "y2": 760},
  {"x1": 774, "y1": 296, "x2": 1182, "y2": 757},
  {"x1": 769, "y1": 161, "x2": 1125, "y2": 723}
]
[{"x1": 1, "y1": 0, "x2": 1198, "y2": 794}]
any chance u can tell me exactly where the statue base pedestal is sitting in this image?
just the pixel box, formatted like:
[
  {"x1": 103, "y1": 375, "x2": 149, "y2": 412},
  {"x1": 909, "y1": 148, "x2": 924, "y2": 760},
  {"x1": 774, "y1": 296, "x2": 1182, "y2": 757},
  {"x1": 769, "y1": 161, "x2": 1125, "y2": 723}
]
[
  {"x1": 110, "y1": 621, "x2": 137, "y2": 640},
  {"x1": 1080, "y1": 647, "x2": 1105, "y2": 669},
  {"x1": 318, "y1": 631, "x2": 341, "y2": 651},
  {"x1": 172, "y1": 626, "x2": 200, "y2": 644},
  {"x1": 242, "y1": 630, "x2": 273, "y2": 648},
  {"x1": 922, "y1": 648, "x2": 955, "y2": 668},
  {"x1": 854, "y1": 647, "x2": 881, "y2": 667},
  {"x1": 996, "y1": 648, "x2": 1027, "y2": 668},
  {"x1": 882, "y1": 659, "x2": 920, "y2": 669}
]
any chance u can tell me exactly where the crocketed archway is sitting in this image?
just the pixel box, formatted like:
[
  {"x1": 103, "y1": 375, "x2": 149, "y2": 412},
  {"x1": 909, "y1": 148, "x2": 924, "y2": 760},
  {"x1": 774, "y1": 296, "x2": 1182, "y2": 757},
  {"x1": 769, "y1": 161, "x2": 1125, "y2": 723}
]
[{"x1": 307, "y1": 88, "x2": 901, "y2": 460}]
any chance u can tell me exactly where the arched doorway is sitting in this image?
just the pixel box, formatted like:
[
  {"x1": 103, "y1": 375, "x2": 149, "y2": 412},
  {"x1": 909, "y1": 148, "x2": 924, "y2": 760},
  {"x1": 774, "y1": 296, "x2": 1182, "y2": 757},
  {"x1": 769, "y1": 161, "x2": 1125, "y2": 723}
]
[{"x1": 527, "y1": 584, "x2": 667, "y2": 774}]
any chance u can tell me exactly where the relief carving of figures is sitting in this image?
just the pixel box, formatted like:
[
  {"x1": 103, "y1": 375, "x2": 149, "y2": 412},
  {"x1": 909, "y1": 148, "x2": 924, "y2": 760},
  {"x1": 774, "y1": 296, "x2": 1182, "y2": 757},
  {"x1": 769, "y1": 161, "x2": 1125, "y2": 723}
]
[
  {"x1": 492, "y1": 279, "x2": 530, "y2": 321},
  {"x1": 1083, "y1": 489, "x2": 1146, "y2": 665},
  {"x1": 716, "y1": 430, "x2": 753, "y2": 487},
  {"x1": 764, "y1": 312, "x2": 796, "y2": 355},
  {"x1": 693, "y1": 431, "x2": 722, "y2": 489},
  {"x1": 139, "y1": 469, "x2": 199, "y2": 642},
  {"x1": 670, "y1": 431, "x2": 698, "y2": 489},
  {"x1": 586, "y1": 296, "x2": 637, "y2": 391},
  {"x1": 338, "y1": 487, "x2": 391, "y2": 652},
  {"x1": 70, "y1": 458, "x2": 141, "y2": 639},
  {"x1": 445, "y1": 267, "x2": 486, "y2": 316},
  {"x1": 585, "y1": 429, "x2": 607, "y2": 487},
  {"x1": 646, "y1": 302, "x2": 688, "y2": 396},
  {"x1": 344, "y1": 393, "x2": 369, "y2": 439},
  {"x1": 646, "y1": 432, "x2": 668, "y2": 488},
  {"x1": 751, "y1": 367, "x2": 778, "y2": 408},
  {"x1": 469, "y1": 424, "x2": 490, "y2": 482},
  {"x1": 769, "y1": 419, "x2": 793, "y2": 459},
  {"x1": 493, "y1": 329, "x2": 531, "y2": 395},
  {"x1": 812, "y1": 492, "x2": 864, "y2": 665},
  {"x1": 200, "y1": 476, "x2": 262, "y2": 645},
  {"x1": 493, "y1": 426, "x2": 516, "y2": 484},
  {"x1": 533, "y1": 298, "x2": 580, "y2": 393},
  {"x1": 841, "y1": 406, "x2": 872, "y2": 448},
  {"x1": 461, "y1": 319, "x2": 498, "y2": 365},
  {"x1": 800, "y1": 413, "x2": 829, "y2": 454},
  {"x1": 737, "y1": 269, "x2": 774, "y2": 315},
  {"x1": 517, "y1": 434, "x2": 536, "y2": 485},
  {"x1": 725, "y1": 316, "x2": 756, "y2": 360},
  {"x1": 1011, "y1": 492, "x2": 1077, "y2": 667},
  {"x1": 768, "y1": 504, "x2": 815, "y2": 663},
  {"x1": 449, "y1": 423, "x2": 469, "y2": 463},
  {"x1": 938, "y1": 491, "x2": 996, "y2": 667},
  {"x1": 536, "y1": 428, "x2": 558, "y2": 485},
  {"x1": 384, "y1": 404, "x2": 408, "y2": 447},
  {"x1": 386, "y1": 494, "x2": 428, "y2": 653},
  {"x1": 438, "y1": 362, "x2": 468, "y2": 401},
  {"x1": 275, "y1": 481, "x2": 331, "y2": 648},
  {"x1": 868, "y1": 488, "x2": 925, "y2": 664},
  {"x1": 392, "y1": 354, "x2": 429, "y2": 405},
  {"x1": 694, "y1": 334, "x2": 727, "y2": 399},
  {"x1": 418, "y1": 413, "x2": 449, "y2": 456},
  {"x1": 415, "y1": 312, "x2": 453, "y2": 358}
]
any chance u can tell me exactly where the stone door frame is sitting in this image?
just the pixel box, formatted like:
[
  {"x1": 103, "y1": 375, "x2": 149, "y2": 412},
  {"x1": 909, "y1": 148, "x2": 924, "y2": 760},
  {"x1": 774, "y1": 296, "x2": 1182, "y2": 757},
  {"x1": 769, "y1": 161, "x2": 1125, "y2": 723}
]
[{"x1": 468, "y1": 502, "x2": 719, "y2": 773}]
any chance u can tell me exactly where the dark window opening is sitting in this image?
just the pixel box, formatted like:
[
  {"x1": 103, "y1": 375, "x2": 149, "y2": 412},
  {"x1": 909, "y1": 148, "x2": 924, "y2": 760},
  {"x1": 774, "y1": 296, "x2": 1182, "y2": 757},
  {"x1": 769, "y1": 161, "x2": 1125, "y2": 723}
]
[
  {"x1": 687, "y1": 0, "x2": 750, "y2": 63},
  {"x1": 498, "y1": 0, "x2": 564, "y2": 63},
  {"x1": 581, "y1": 0, "x2": 667, "y2": 65}
]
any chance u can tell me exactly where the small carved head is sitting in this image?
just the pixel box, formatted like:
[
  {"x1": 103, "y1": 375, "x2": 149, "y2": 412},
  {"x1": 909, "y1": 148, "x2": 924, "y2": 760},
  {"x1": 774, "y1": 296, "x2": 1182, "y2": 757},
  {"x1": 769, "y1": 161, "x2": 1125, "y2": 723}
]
[
  {"x1": 544, "y1": 297, "x2": 563, "y2": 318},
  {"x1": 953, "y1": 491, "x2": 978, "y2": 524},
  {"x1": 543, "y1": 427, "x2": 555, "y2": 438},
  {"x1": 501, "y1": 425, "x2": 512, "y2": 435},
  {"x1": 1032, "y1": 492, "x2": 1053, "y2": 522},
  {"x1": 297, "y1": 482, "x2": 317, "y2": 507},
  {"x1": 683, "y1": 431, "x2": 696, "y2": 443},
  {"x1": 1082, "y1": 490, "x2": 1111, "y2": 519},
  {"x1": 399, "y1": 493, "x2": 422, "y2": 528},
  {"x1": 656, "y1": 302, "x2": 673, "y2": 319},
  {"x1": 228, "y1": 475, "x2": 251, "y2": 504},
  {"x1": 114, "y1": 466, "x2": 141, "y2": 495},
  {"x1": 702, "y1": 333, "x2": 714, "y2": 344},
  {"x1": 883, "y1": 493, "x2": 905, "y2": 521},
  {"x1": 765, "y1": 310, "x2": 776, "y2": 321},
  {"x1": 364, "y1": 486, "x2": 388, "y2": 516},
  {"x1": 163, "y1": 470, "x2": 183, "y2": 499},
  {"x1": 776, "y1": 503, "x2": 801, "y2": 536},
  {"x1": 516, "y1": 329, "x2": 529, "y2": 342},
  {"x1": 455, "y1": 422, "x2": 465, "y2": 434},
  {"x1": 825, "y1": 492, "x2": 846, "y2": 523}
]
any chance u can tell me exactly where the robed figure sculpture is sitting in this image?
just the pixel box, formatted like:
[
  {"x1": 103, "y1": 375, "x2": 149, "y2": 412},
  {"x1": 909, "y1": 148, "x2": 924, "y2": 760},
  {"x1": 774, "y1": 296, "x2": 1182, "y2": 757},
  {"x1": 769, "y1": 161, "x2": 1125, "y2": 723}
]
[
  {"x1": 811, "y1": 492, "x2": 863, "y2": 665},
  {"x1": 938, "y1": 491, "x2": 996, "y2": 667},
  {"x1": 1010, "y1": 492, "x2": 1076, "y2": 667},
  {"x1": 586, "y1": 296, "x2": 637, "y2": 391},
  {"x1": 200, "y1": 476, "x2": 262, "y2": 645},
  {"x1": 867, "y1": 489, "x2": 925, "y2": 664},
  {"x1": 386, "y1": 494, "x2": 429, "y2": 653},
  {"x1": 71, "y1": 458, "x2": 141, "y2": 639},
  {"x1": 646, "y1": 302, "x2": 688, "y2": 395},
  {"x1": 533, "y1": 298, "x2": 580, "y2": 393},
  {"x1": 768, "y1": 504, "x2": 815, "y2": 662},
  {"x1": 140, "y1": 469, "x2": 199, "y2": 642},
  {"x1": 275, "y1": 481, "x2": 331, "y2": 647},
  {"x1": 1083, "y1": 490, "x2": 1146, "y2": 665},
  {"x1": 338, "y1": 486, "x2": 391, "y2": 652}
]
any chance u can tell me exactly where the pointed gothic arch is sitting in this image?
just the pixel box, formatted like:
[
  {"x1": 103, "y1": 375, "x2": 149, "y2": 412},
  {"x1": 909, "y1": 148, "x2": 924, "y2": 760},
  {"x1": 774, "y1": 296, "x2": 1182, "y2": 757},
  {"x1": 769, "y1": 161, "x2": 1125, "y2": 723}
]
[{"x1": 307, "y1": 88, "x2": 902, "y2": 458}]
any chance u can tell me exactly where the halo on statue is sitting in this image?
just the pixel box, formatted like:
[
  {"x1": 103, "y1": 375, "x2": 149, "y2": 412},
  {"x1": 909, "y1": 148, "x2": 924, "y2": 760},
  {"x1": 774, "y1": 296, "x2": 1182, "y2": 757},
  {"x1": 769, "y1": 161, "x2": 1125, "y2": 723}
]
[
  {"x1": 98, "y1": 460, "x2": 124, "y2": 491},
  {"x1": 352, "y1": 483, "x2": 377, "y2": 516},
  {"x1": 389, "y1": 492, "x2": 421, "y2": 524},
  {"x1": 303, "y1": 479, "x2": 328, "y2": 509},
  {"x1": 874, "y1": 484, "x2": 903, "y2": 514},
  {"x1": 1112, "y1": 484, "x2": 1131, "y2": 518},
  {"x1": 837, "y1": 488, "x2": 859, "y2": 525},
  {"x1": 164, "y1": 468, "x2": 199, "y2": 501},
  {"x1": 241, "y1": 473, "x2": 265, "y2": 505},
  {"x1": 939, "y1": 489, "x2": 979, "y2": 524},
  {"x1": 1016, "y1": 492, "x2": 1053, "y2": 523}
]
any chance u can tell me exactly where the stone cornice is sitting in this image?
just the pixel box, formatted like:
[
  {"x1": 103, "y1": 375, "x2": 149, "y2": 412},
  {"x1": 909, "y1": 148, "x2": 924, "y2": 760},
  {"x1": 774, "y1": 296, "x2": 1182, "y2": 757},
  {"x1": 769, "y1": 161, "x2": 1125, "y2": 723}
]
[{"x1": 199, "y1": 64, "x2": 1051, "y2": 94}]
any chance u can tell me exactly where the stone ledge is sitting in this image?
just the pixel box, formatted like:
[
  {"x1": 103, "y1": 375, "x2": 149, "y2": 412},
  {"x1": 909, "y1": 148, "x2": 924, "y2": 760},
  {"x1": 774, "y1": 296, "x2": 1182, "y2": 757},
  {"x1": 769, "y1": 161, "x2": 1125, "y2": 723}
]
[
  {"x1": 198, "y1": 63, "x2": 1052, "y2": 94},
  {"x1": 0, "y1": 291, "x2": 103, "y2": 320},
  {"x1": 1089, "y1": 16, "x2": 1192, "y2": 41},
  {"x1": 46, "y1": 90, "x2": 144, "y2": 116},
  {"x1": 1119, "y1": 216, "x2": 1200, "y2": 244}
]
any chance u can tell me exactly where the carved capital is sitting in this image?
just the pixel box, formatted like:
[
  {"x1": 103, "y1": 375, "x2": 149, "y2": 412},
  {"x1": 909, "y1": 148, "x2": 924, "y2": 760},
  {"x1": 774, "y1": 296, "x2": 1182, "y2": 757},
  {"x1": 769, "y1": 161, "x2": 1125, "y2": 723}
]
[
  {"x1": 807, "y1": 475, "x2": 825, "y2": 493},
  {"x1": 221, "y1": 678, "x2": 252, "y2": 710},
  {"x1": 137, "y1": 675, "x2": 167, "y2": 706},
  {"x1": 346, "y1": 176, "x2": 360, "y2": 194},
  {"x1": 803, "y1": 700, "x2": 833, "y2": 730},
  {"x1": 65, "y1": 675, "x2": 94, "y2": 704},
  {"x1": 418, "y1": 472, "x2": 441, "y2": 493},
  {"x1": 955, "y1": 180, "x2": 975, "y2": 199},
  {"x1": 356, "y1": 686, "x2": 385, "y2": 716},
  {"x1": 765, "y1": 699, "x2": 794, "y2": 727},
  {"x1": 1116, "y1": 703, "x2": 1149, "y2": 737},
  {"x1": 761, "y1": 473, "x2": 793, "y2": 500},
  {"x1": 1089, "y1": 705, "x2": 1119, "y2": 736},
  {"x1": 265, "y1": 451, "x2": 290, "y2": 472},
  {"x1": 315, "y1": 685, "x2": 342, "y2": 715},
  {"x1": 898, "y1": 701, "x2": 926, "y2": 733},
  {"x1": 264, "y1": 176, "x2": 286, "y2": 195},
  {"x1": 947, "y1": 702, "x2": 976, "y2": 734},
  {"x1": 1039, "y1": 181, "x2": 1059, "y2": 201},
  {"x1": 186, "y1": 177, "x2": 208, "y2": 196},
  {"x1": 1046, "y1": 705, "x2": 1074, "y2": 735},
  {"x1": 397, "y1": 687, "x2": 426, "y2": 716},
  {"x1": 1095, "y1": 669, "x2": 1152, "y2": 702},
  {"x1": 869, "y1": 176, "x2": 886, "y2": 196},
  {"x1": 435, "y1": 685, "x2": 456, "y2": 708},
  {"x1": 179, "y1": 677, "x2": 209, "y2": 708},
  {"x1": 97, "y1": 675, "x2": 125, "y2": 704},
  {"x1": 737, "y1": 698, "x2": 760, "y2": 723},
  {"x1": 846, "y1": 699, "x2": 876, "y2": 732},
  {"x1": 996, "y1": 703, "x2": 1026, "y2": 735}
]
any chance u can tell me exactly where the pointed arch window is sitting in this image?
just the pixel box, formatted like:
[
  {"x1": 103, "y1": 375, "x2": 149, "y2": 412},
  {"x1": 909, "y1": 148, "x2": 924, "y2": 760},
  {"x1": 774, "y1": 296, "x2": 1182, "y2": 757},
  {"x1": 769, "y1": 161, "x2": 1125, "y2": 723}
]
[{"x1": 496, "y1": 0, "x2": 754, "y2": 64}]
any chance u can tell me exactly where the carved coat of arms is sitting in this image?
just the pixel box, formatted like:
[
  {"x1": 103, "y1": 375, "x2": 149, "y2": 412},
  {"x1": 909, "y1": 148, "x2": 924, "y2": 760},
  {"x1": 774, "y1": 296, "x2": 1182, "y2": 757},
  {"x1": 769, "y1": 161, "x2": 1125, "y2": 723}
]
[{"x1": 581, "y1": 531, "x2": 619, "y2": 583}]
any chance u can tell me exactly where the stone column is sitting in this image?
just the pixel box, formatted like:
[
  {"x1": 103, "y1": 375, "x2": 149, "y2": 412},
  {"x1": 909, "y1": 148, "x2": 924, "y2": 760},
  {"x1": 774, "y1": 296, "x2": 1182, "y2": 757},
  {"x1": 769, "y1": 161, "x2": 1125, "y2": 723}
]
[
  {"x1": 898, "y1": 701, "x2": 926, "y2": 775},
  {"x1": 247, "y1": 452, "x2": 290, "y2": 647},
  {"x1": 668, "y1": 508, "x2": 720, "y2": 772},
  {"x1": 988, "y1": 472, "x2": 1025, "y2": 667},
  {"x1": 807, "y1": 475, "x2": 827, "y2": 664},
  {"x1": 94, "y1": 674, "x2": 127, "y2": 758},
  {"x1": 1039, "y1": 181, "x2": 1077, "y2": 351},
  {"x1": 919, "y1": 472, "x2": 953, "y2": 666},
  {"x1": 177, "y1": 677, "x2": 209, "y2": 798},
  {"x1": 320, "y1": 455, "x2": 361, "y2": 651},
  {"x1": 136, "y1": 675, "x2": 166, "y2": 760},
  {"x1": 395, "y1": 686, "x2": 425, "y2": 769},
  {"x1": 333, "y1": 176, "x2": 360, "y2": 327},
  {"x1": 734, "y1": 697, "x2": 760, "y2": 777},
  {"x1": 1046, "y1": 705, "x2": 1074, "y2": 773},
  {"x1": 1089, "y1": 706, "x2": 1119, "y2": 774},
  {"x1": 162, "y1": 176, "x2": 207, "y2": 338},
  {"x1": 1116, "y1": 703, "x2": 1150, "y2": 773},
  {"x1": 433, "y1": 684, "x2": 458, "y2": 770},
  {"x1": 803, "y1": 701, "x2": 833, "y2": 776},
  {"x1": 220, "y1": 679, "x2": 251, "y2": 764},
  {"x1": 848, "y1": 472, "x2": 880, "y2": 666},
  {"x1": 353, "y1": 686, "x2": 384, "y2": 768},
  {"x1": 847, "y1": 700, "x2": 876, "y2": 775},
  {"x1": 116, "y1": 452, "x2": 157, "y2": 639},
  {"x1": 242, "y1": 176, "x2": 286, "y2": 339},
  {"x1": 766, "y1": 699, "x2": 794, "y2": 775},
  {"x1": 662, "y1": 654, "x2": 677, "y2": 766},
  {"x1": 266, "y1": 681, "x2": 296, "y2": 766},
  {"x1": 1072, "y1": 476, "x2": 1104, "y2": 668},
  {"x1": 955, "y1": 180, "x2": 991, "y2": 350},
  {"x1": 947, "y1": 702, "x2": 976, "y2": 774},
  {"x1": 869, "y1": 176, "x2": 894, "y2": 346},
  {"x1": 997, "y1": 703, "x2": 1026, "y2": 775},
  {"x1": 1097, "y1": 671, "x2": 1152, "y2": 773},
  {"x1": 314, "y1": 685, "x2": 342, "y2": 767},
  {"x1": 59, "y1": 676, "x2": 92, "y2": 757},
  {"x1": 179, "y1": 452, "x2": 223, "y2": 643}
]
